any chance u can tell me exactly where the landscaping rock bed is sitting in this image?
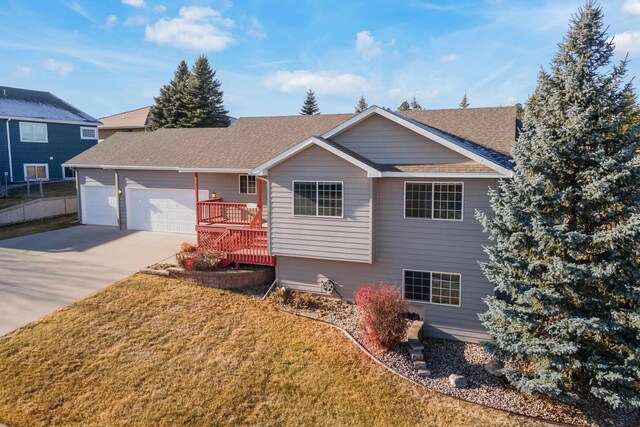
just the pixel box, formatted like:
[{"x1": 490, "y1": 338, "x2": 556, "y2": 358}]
[{"x1": 273, "y1": 292, "x2": 639, "y2": 427}]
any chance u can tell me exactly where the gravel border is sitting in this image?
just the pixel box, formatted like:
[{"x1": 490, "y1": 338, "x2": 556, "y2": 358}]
[{"x1": 274, "y1": 296, "x2": 639, "y2": 427}]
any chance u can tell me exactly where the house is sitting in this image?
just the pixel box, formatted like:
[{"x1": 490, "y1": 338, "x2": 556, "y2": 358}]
[
  {"x1": 0, "y1": 86, "x2": 100, "y2": 183},
  {"x1": 98, "y1": 106, "x2": 150, "y2": 141},
  {"x1": 64, "y1": 105, "x2": 516, "y2": 342}
]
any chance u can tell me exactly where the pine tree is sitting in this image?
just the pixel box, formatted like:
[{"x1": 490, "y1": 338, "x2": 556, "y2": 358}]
[
  {"x1": 149, "y1": 60, "x2": 190, "y2": 129},
  {"x1": 355, "y1": 95, "x2": 369, "y2": 113},
  {"x1": 476, "y1": 2, "x2": 640, "y2": 410},
  {"x1": 515, "y1": 102, "x2": 525, "y2": 119},
  {"x1": 397, "y1": 100, "x2": 410, "y2": 111},
  {"x1": 300, "y1": 89, "x2": 320, "y2": 115},
  {"x1": 184, "y1": 55, "x2": 230, "y2": 127},
  {"x1": 459, "y1": 93, "x2": 470, "y2": 109},
  {"x1": 409, "y1": 96, "x2": 423, "y2": 110}
]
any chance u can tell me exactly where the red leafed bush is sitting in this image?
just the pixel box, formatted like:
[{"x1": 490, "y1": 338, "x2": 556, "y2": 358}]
[
  {"x1": 176, "y1": 248, "x2": 222, "y2": 271},
  {"x1": 180, "y1": 242, "x2": 197, "y2": 253},
  {"x1": 354, "y1": 283, "x2": 409, "y2": 350}
]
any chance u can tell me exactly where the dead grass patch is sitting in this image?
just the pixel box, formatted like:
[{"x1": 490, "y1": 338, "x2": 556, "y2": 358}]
[{"x1": 0, "y1": 275, "x2": 539, "y2": 426}]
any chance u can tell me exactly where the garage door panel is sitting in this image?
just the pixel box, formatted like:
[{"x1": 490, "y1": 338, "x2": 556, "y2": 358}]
[
  {"x1": 126, "y1": 189, "x2": 208, "y2": 234},
  {"x1": 81, "y1": 185, "x2": 118, "y2": 226}
]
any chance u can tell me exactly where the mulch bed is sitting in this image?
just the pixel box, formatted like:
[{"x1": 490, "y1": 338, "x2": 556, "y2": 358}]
[{"x1": 271, "y1": 291, "x2": 639, "y2": 427}]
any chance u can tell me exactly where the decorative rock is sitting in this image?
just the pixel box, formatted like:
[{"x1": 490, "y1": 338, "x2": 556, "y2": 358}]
[
  {"x1": 485, "y1": 357, "x2": 504, "y2": 377},
  {"x1": 140, "y1": 268, "x2": 169, "y2": 276},
  {"x1": 448, "y1": 374, "x2": 468, "y2": 388},
  {"x1": 409, "y1": 349, "x2": 424, "y2": 361},
  {"x1": 407, "y1": 339, "x2": 424, "y2": 351},
  {"x1": 413, "y1": 361, "x2": 427, "y2": 369},
  {"x1": 416, "y1": 368, "x2": 430, "y2": 377}
]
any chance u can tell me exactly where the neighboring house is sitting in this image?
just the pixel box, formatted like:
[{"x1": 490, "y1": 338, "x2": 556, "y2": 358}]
[
  {"x1": 65, "y1": 106, "x2": 516, "y2": 342},
  {"x1": 0, "y1": 86, "x2": 100, "y2": 183},
  {"x1": 98, "y1": 106, "x2": 150, "y2": 141}
]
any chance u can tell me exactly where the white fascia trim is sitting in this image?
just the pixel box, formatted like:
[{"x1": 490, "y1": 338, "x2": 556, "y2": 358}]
[
  {"x1": 62, "y1": 164, "x2": 179, "y2": 171},
  {"x1": 321, "y1": 106, "x2": 513, "y2": 176},
  {"x1": 98, "y1": 125, "x2": 147, "y2": 130},
  {"x1": 178, "y1": 168, "x2": 252, "y2": 173},
  {"x1": 0, "y1": 116, "x2": 100, "y2": 126},
  {"x1": 381, "y1": 172, "x2": 511, "y2": 178},
  {"x1": 251, "y1": 137, "x2": 382, "y2": 178}
]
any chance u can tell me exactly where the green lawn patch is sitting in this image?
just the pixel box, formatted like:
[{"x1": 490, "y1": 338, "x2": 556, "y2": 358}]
[
  {"x1": 0, "y1": 214, "x2": 78, "y2": 240},
  {"x1": 0, "y1": 181, "x2": 76, "y2": 210}
]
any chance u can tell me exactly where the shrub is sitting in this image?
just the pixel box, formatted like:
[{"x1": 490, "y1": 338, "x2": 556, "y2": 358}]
[
  {"x1": 176, "y1": 251, "x2": 196, "y2": 269},
  {"x1": 270, "y1": 287, "x2": 292, "y2": 305},
  {"x1": 354, "y1": 283, "x2": 409, "y2": 350},
  {"x1": 180, "y1": 242, "x2": 197, "y2": 253},
  {"x1": 176, "y1": 247, "x2": 222, "y2": 271}
]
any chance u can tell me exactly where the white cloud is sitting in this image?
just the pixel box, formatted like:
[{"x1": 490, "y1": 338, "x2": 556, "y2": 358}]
[
  {"x1": 106, "y1": 14, "x2": 118, "y2": 27},
  {"x1": 154, "y1": 4, "x2": 166, "y2": 13},
  {"x1": 248, "y1": 17, "x2": 266, "y2": 38},
  {"x1": 614, "y1": 30, "x2": 640, "y2": 56},
  {"x1": 355, "y1": 30, "x2": 394, "y2": 61},
  {"x1": 13, "y1": 66, "x2": 32, "y2": 77},
  {"x1": 263, "y1": 70, "x2": 371, "y2": 95},
  {"x1": 623, "y1": 0, "x2": 640, "y2": 15},
  {"x1": 145, "y1": 6, "x2": 235, "y2": 51},
  {"x1": 122, "y1": 0, "x2": 146, "y2": 8},
  {"x1": 43, "y1": 59, "x2": 74, "y2": 76},
  {"x1": 440, "y1": 53, "x2": 458, "y2": 63},
  {"x1": 125, "y1": 15, "x2": 148, "y2": 26}
]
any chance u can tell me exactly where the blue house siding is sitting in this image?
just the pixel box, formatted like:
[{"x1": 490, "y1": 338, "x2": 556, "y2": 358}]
[
  {"x1": 6, "y1": 121, "x2": 98, "y2": 182},
  {"x1": 0, "y1": 119, "x2": 9, "y2": 182}
]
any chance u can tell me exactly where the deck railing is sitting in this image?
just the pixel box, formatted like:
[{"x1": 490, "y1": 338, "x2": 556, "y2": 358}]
[
  {"x1": 196, "y1": 225, "x2": 274, "y2": 267},
  {"x1": 197, "y1": 200, "x2": 261, "y2": 226}
]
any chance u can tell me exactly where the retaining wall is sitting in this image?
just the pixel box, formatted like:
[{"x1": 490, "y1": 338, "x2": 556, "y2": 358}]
[{"x1": 0, "y1": 196, "x2": 78, "y2": 225}]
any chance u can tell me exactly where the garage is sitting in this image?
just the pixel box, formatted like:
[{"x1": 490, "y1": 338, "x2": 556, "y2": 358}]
[
  {"x1": 126, "y1": 188, "x2": 208, "y2": 234},
  {"x1": 80, "y1": 185, "x2": 118, "y2": 226}
]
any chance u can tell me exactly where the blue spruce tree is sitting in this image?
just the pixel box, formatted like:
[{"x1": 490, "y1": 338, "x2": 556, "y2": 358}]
[{"x1": 476, "y1": 2, "x2": 640, "y2": 409}]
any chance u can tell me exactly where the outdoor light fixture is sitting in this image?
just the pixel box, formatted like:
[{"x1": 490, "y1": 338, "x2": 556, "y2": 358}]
[
  {"x1": 211, "y1": 192, "x2": 217, "y2": 199},
  {"x1": 118, "y1": 188, "x2": 123, "y2": 196}
]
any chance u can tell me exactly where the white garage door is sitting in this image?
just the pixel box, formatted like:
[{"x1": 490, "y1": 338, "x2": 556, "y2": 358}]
[
  {"x1": 81, "y1": 185, "x2": 118, "y2": 226},
  {"x1": 126, "y1": 188, "x2": 208, "y2": 234}
]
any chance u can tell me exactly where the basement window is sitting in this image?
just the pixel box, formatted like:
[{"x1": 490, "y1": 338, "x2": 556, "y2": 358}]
[
  {"x1": 403, "y1": 270, "x2": 461, "y2": 306},
  {"x1": 24, "y1": 163, "x2": 49, "y2": 181}
]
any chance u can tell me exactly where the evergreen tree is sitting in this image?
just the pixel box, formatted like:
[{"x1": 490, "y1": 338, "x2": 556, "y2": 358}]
[
  {"x1": 515, "y1": 102, "x2": 525, "y2": 119},
  {"x1": 300, "y1": 89, "x2": 320, "y2": 115},
  {"x1": 409, "y1": 96, "x2": 423, "y2": 110},
  {"x1": 398, "y1": 100, "x2": 410, "y2": 111},
  {"x1": 459, "y1": 93, "x2": 470, "y2": 109},
  {"x1": 355, "y1": 95, "x2": 369, "y2": 113},
  {"x1": 149, "y1": 60, "x2": 190, "y2": 129},
  {"x1": 476, "y1": 2, "x2": 640, "y2": 409},
  {"x1": 184, "y1": 55, "x2": 230, "y2": 127}
]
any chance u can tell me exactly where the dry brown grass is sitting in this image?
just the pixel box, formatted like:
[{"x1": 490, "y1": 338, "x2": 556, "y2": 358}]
[
  {"x1": 0, "y1": 214, "x2": 78, "y2": 240},
  {"x1": 0, "y1": 275, "x2": 539, "y2": 427}
]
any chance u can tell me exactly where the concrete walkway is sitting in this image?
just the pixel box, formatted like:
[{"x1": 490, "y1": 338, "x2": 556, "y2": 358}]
[{"x1": 0, "y1": 225, "x2": 193, "y2": 336}]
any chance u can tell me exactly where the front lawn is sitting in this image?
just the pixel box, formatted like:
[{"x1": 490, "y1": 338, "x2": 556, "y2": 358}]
[
  {"x1": 0, "y1": 181, "x2": 76, "y2": 210},
  {"x1": 0, "y1": 275, "x2": 533, "y2": 426},
  {"x1": 0, "y1": 214, "x2": 78, "y2": 240}
]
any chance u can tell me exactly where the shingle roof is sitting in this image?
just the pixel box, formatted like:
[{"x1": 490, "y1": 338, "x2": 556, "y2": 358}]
[
  {"x1": 0, "y1": 86, "x2": 100, "y2": 124},
  {"x1": 99, "y1": 106, "x2": 151, "y2": 129},
  {"x1": 66, "y1": 106, "x2": 516, "y2": 172},
  {"x1": 379, "y1": 162, "x2": 495, "y2": 173}
]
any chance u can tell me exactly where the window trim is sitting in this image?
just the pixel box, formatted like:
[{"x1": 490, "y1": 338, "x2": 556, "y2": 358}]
[
  {"x1": 80, "y1": 126, "x2": 98, "y2": 140},
  {"x1": 19, "y1": 122, "x2": 48, "y2": 143},
  {"x1": 62, "y1": 166, "x2": 75, "y2": 181},
  {"x1": 238, "y1": 174, "x2": 257, "y2": 195},
  {"x1": 23, "y1": 163, "x2": 50, "y2": 181},
  {"x1": 403, "y1": 181, "x2": 464, "y2": 222},
  {"x1": 291, "y1": 180, "x2": 344, "y2": 219},
  {"x1": 402, "y1": 269, "x2": 462, "y2": 307}
]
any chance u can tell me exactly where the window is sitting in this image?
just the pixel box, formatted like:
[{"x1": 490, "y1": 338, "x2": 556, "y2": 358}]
[
  {"x1": 19, "y1": 122, "x2": 48, "y2": 143},
  {"x1": 405, "y1": 182, "x2": 463, "y2": 220},
  {"x1": 24, "y1": 164, "x2": 49, "y2": 181},
  {"x1": 403, "y1": 270, "x2": 461, "y2": 306},
  {"x1": 239, "y1": 175, "x2": 257, "y2": 194},
  {"x1": 293, "y1": 181, "x2": 343, "y2": 217},
  {"x1": 80, "y1": 127, "x2": 98, "y2": 140},
  {"x1": 63, "y1": 167, "x2": 75, "y2": 180}
]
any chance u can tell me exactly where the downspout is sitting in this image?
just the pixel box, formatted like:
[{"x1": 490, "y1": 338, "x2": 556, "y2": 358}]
[
  {"x1": 5, "y1": 119, "x2": 13, "y2": 182},
  {"x1": 114, "y1": 170, "x2": 122, "y2": 229},
  {"x1": 74, "y1": 168, "x2": 81, "y2": 222}
]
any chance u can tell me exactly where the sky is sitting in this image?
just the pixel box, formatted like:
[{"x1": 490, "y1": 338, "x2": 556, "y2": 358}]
[{"x1": 1, "y1": 0, "x2": 639, "y2": 119}]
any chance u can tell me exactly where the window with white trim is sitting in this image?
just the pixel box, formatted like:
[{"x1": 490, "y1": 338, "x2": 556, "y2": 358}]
[
  {"x1": 239, "y1": 175, "x2": 257, "y2": 194},
  {"x1": 80, "y1": 127, "x2": 98, "y2": 140},
  {"x1": 293, "y1": 181, "x2": 343, "y2": 217},
  {"x1": 403, "y1": 270, "x2": 461, "y2": 306},
  {"x1": 19, "y1": 122, "x2": 48, "y2": 143},
  {"x1": 405, "y1": 182, "x2": 463, "y2": 220},
  {"x1": 24, "y1": 164, "x2": 49, "y2": 180}
]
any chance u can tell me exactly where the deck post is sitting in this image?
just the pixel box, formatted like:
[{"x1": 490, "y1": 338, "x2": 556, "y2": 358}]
[
  {"x1": 256, "y1": 176, "x2": 263, "y2": 226},
  {"x1": 194, "y1": 172, "x2": 200, "y2": 223}
]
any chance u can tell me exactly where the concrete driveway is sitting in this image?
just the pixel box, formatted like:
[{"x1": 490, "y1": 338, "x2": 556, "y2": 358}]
[{"x1": 0, "y1": 225, "x2": 193, "y2": 336}]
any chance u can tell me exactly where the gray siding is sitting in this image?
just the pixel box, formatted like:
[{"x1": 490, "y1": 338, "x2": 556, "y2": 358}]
[
  {"x1": 276, "y1": 177, "x2": 498, "y2": 342},
  {"x1": 332, "y1": 114, "x2": 470, "y2": 164},
  {"x1": 78, "y1": 168, "x2": 115, "y2": 186},
  {"x1": 269, "y1": 145, "x2": 372, "y2": 263}
]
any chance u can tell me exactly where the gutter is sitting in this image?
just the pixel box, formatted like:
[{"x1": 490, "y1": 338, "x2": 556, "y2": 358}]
[
  {"x1": 5, "y1": 118, "x2": 13, "y2": 182},
  {"x1": 0, "y1": 115, "x2": 101, "y2": 126}
]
